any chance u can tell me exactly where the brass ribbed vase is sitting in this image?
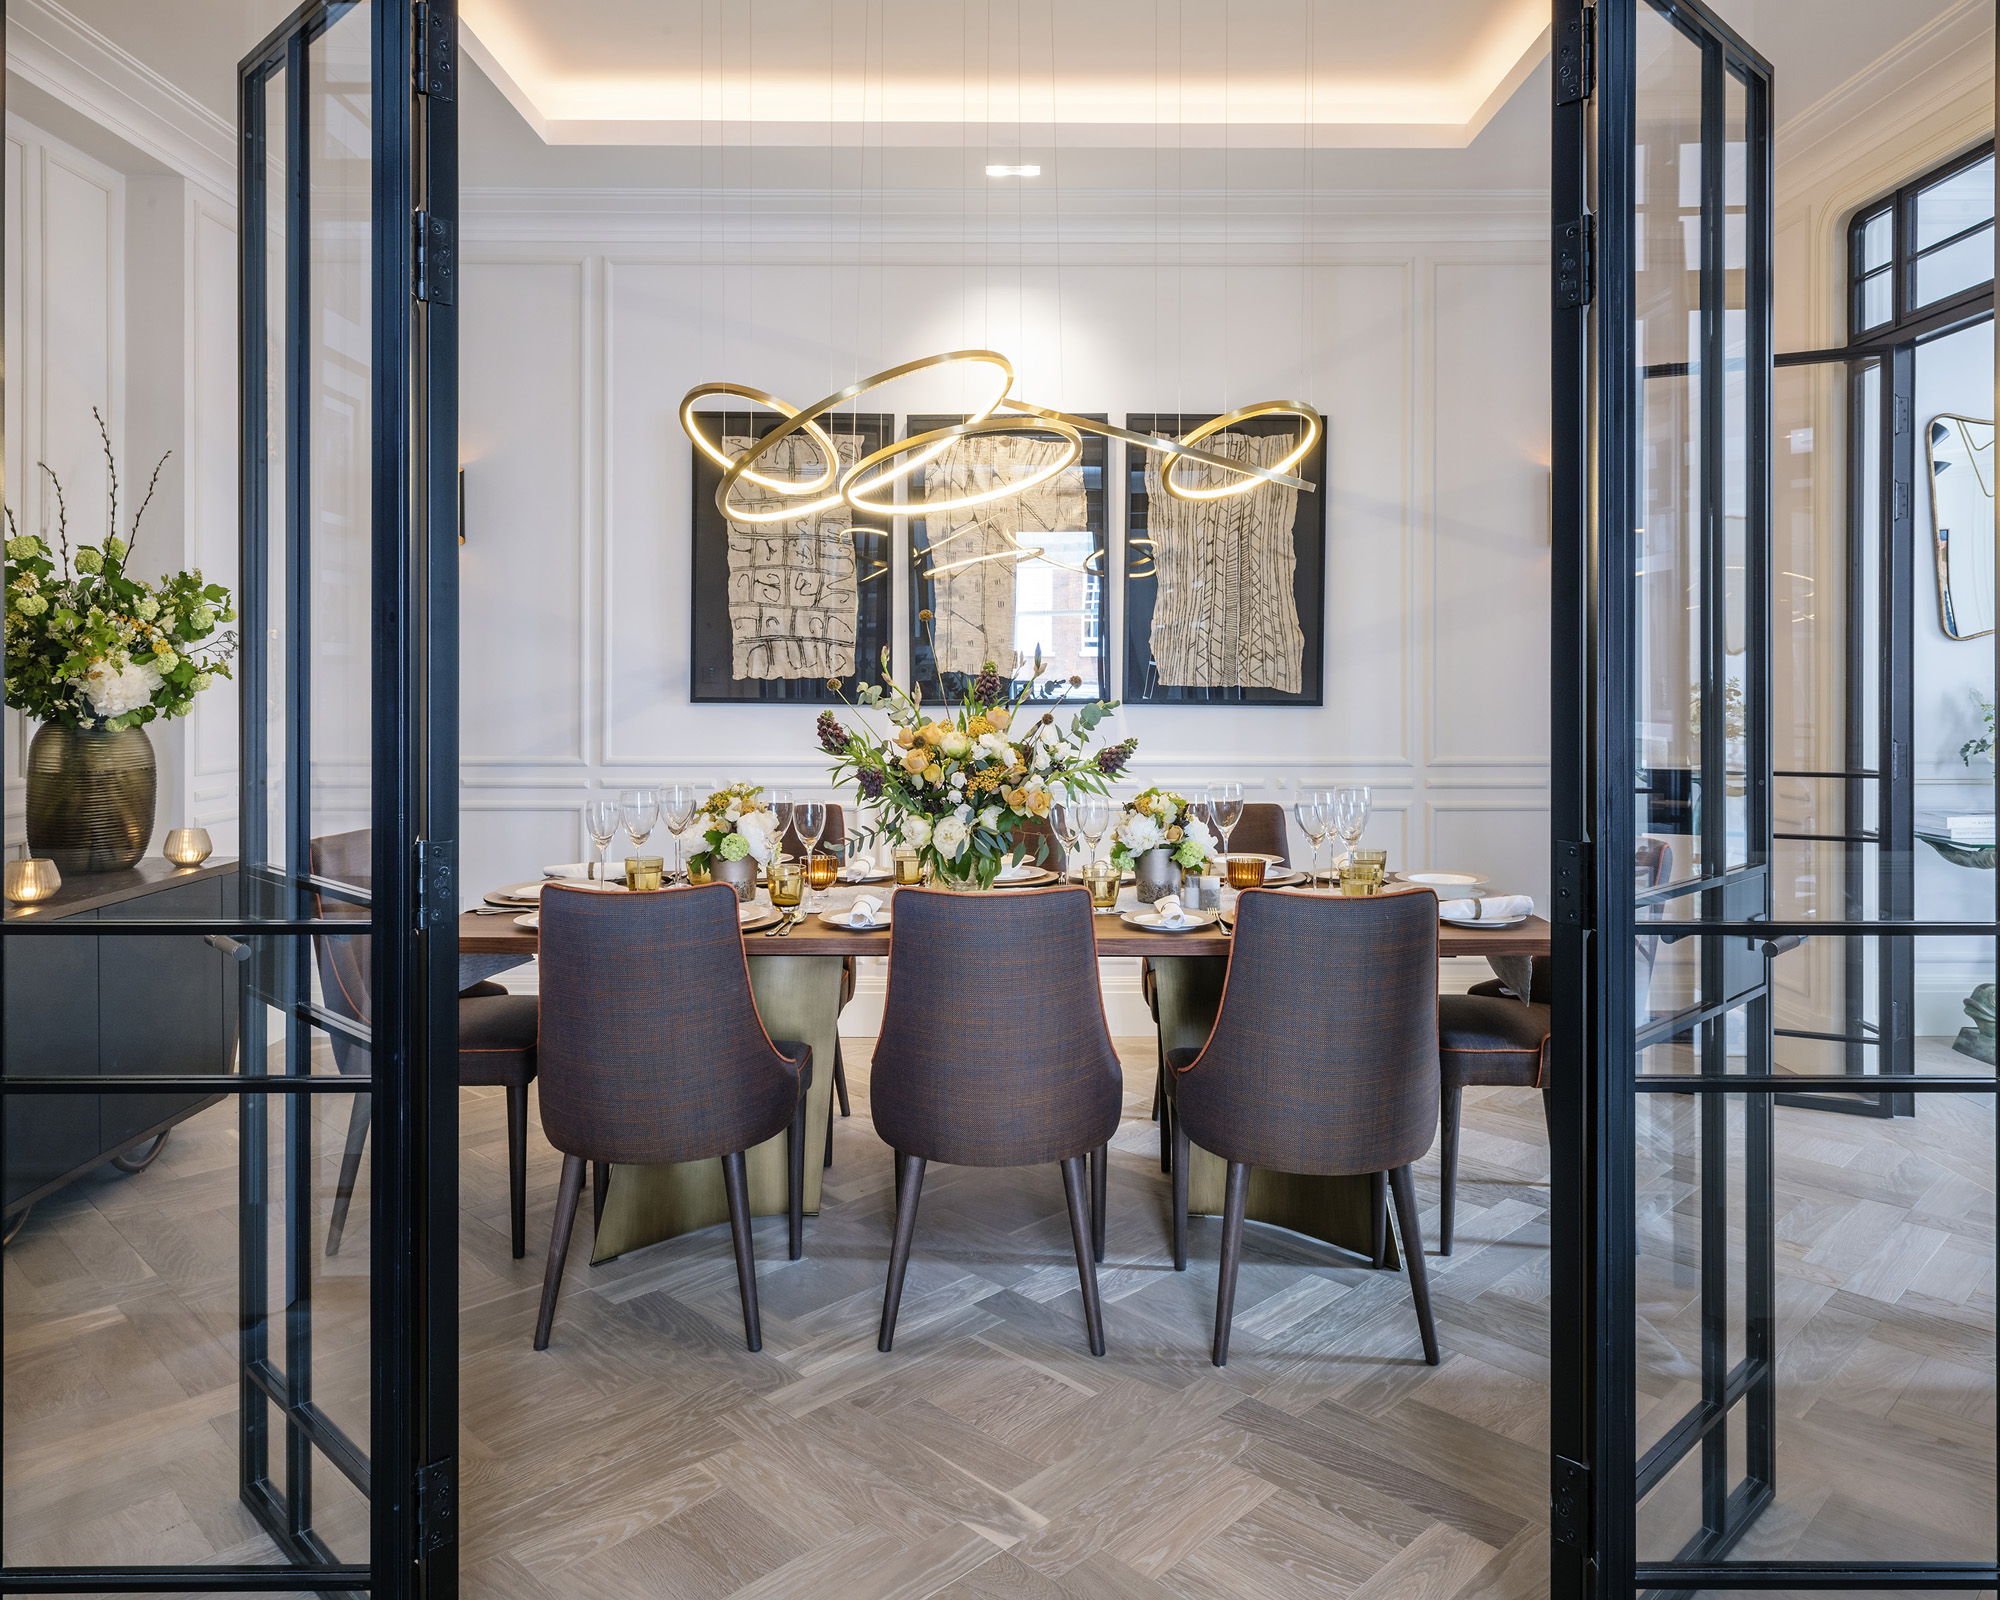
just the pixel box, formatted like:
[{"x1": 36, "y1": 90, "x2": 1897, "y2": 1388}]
[{"x1": 25, "y1": 723, "x2": 157, "y2": 875}]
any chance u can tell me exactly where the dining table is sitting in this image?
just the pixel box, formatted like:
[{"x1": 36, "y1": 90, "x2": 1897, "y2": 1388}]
[{"x1": 460, "y1": 879, "x2": 1552, "y2": 1268}]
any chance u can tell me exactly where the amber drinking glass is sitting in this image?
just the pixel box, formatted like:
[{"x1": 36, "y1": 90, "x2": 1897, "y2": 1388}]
[
  {"x1": 806, "y1": 852, "x2": 840, "y2": 909},
  {"x1": 893, "y1": 848, "x2": 924, "y2": 886},
  {"x1": 1225, "y1": 856, "x2": 1267, "y2": 889},
  {"x1": 1083, "y1": 862, "x2": 1121, "y2": 910},
  {"x1": 768, "y1": 860, "x2": 805, "y2": 908},
  {"x1": 626, "y1": 856, "x2": 664, "y2": 892},
  {"x1": 1339, "y1": 860, "x2": 1385, "y2": 896}
]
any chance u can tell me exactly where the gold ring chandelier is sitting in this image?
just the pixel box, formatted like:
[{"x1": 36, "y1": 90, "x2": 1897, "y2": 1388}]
[{"x1": 679, "y1": 350, "x2": 1320, "y2": 522}]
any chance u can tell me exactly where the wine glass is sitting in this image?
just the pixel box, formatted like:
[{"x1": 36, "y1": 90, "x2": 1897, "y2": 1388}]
[
  {"x1": 1330, "y1": 786, "x2": 1372, "y2": 869},
  {"x1": 1207, "y1": 781, "x2": 1244, "y2": 859},
  {"x1": 1292, "y1": 794, "x2": 1328, "y2": 885},
  {"x1": 619, "y1": 789, "x2": 660, "y2": 867},
  {"x1": 795, "y1": 801, "x2": 827, "y2": 903},
  {"x1": 767, "y1": 788, "x2": 794, "y2": 857},
  {"x1": 661, "y1": 783, "x2": 696, "y2": 881},
  {"x1": 1074, "y1": 795, "x2": 1112, "y2": 867},
  {"x1": 582, "y1": 798, "x2": 620, "y2": 883},
  {"x1": 1052, "y1": 804, "x2": 1081, "y2": 878}
]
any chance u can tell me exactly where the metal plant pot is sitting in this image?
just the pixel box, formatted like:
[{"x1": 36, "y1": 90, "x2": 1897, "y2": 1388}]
[
  {"x1": 712, "y1": 855, "x2": 758, "y2": 902},
  {"x1": 1134, "y1": 846, "x2": 1183, "y2": 906},
  {"x1": 25, "y1": 723, "x2": 157, "y2": 875}
]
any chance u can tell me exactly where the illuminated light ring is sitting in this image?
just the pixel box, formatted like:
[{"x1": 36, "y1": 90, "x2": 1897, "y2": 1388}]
[
  {"x1": 919, "y1": 529, "x2": 1102, "y2": 580},
  {"x1": 716, "y1": 350, "x2": 1014, "y2": 523},
  {"x1": 926, "y1": 543, "x2": 1043, "y2": 579},
  {"x1": 843, "y1": 414, "x2": 1083, "y2": 516},
  {"x1": 1161, "y1": 401, "x2": 1324, "y2": 503},
  {"x1": 999, "y1": 397, "x2": 1314, "y2": 494},
  {"x1": 679, "y1": 383, "x2": 840, "y2": 495}
]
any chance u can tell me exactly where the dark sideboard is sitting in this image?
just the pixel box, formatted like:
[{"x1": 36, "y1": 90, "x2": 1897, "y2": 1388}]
[{"x1": 3, "y1": 857, "x2": 243, "y2": 1217}]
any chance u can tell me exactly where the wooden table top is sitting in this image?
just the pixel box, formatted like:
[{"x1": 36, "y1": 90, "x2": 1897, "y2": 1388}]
[{"x1": 459, "y1": 885, "x2": 1552, "y2": 960}]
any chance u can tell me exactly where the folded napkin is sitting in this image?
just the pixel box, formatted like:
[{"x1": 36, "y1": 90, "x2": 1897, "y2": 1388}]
[
  {"x1": 1437, "y1": 894, "x2": 1534, "y2": 921},
  {"x1": 845, "y1": 895, "x2": 885, "y2": 928},
  {"x1": 996, "y1": 858, "x2": 1039, "y2": 881},
  {"x1": 1154, "y1": 895, "x2": 1189, "y2": 928},
  {"x1": 843, "y1": 850, "x2": 876, "y2": 881},
  {"x1": 1487, "y1": 954, "x2": 1538, "y2": 1006}
]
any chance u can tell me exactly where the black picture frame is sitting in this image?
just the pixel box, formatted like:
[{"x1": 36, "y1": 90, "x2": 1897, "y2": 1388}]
[
  {"x1": 906, "y1": 413, "x2": 1109, "y2": 706},
  {"x1": 688, "y1": 411, "x2": 893, "y2": 704},
  {"x1": 1123, "y1": 411, "x2": 1327, "y2": 706}
]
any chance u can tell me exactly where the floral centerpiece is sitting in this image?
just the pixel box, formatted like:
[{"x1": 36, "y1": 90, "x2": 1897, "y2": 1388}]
[
  {"x1": 4, "y1": 413, "x2": 237, "y2": 872},
  {"x1": 818, "y1": 622, "x2": 1136, "y2": 890},
  {"x1": 1108, "y1": 788, "x2": 1219, "y2": 871},
  {"x1": 686, "y1": 782, "x2": 784, "y2": 873}
]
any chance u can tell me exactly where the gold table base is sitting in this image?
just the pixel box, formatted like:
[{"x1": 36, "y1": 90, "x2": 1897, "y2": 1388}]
[
  {"x1": 1153, "y1": 954, "x2": 1400, "y2": 1268},
  {"x1": 591, "y1": 953, "x2": 843, "y2": 1263}
]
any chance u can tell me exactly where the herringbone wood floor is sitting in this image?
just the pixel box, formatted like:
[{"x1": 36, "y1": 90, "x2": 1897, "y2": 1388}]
[{"x1": 4, "y1": 1023, "x2": 1994, "y2": 1599}]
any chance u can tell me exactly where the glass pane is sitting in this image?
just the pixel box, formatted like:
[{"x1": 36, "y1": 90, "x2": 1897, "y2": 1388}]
[
  {"x1": 1723, "y1": 69, "x2": 1750, "y2": 870},
  {"x1": 1861, "y1": 207, "x2": 1893, "y2": 273},
  {"x1": 308, "y1": 6, "x2": 373, "y2": 844},
  {"x1": 262, "y1": 63, "x2": 290, "y2": 876},
  {"x1": 1859, "y1": 268, "x2": 1892, "y2": 331},
  {"x1": 1634, "y1": 6, "x2": 1706, "y2": 891},
  {"x1": 1914, "y1": 153, "x2": 1996, "y2": 252},
  {"x1": 1915, "y1": 224, "x2": 1996, "y2": 309}
]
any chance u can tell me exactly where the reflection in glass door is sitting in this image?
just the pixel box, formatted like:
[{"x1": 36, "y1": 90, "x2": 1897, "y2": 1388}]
[{"x1": 1554, "y1": 1, "x2": 1997, "y2": 1594}]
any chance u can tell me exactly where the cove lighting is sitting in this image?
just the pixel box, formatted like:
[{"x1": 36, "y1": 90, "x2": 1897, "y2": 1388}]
[{"x1": 985, "y1": 164, "x2": 1040, "y2": 177}]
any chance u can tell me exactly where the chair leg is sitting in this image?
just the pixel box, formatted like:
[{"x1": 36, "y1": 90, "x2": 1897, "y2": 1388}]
[
  {"x1": 1439, "y1": 1083, "x2": 1463, "y2": 1256},
  {"x1": 788, "y1": 1093, "x2": 808, "y2": 1262},
  {"x1": 505, "y1": 1083, "x2": 528, "y2": 1260},
  {"x1": 1089, "y1": 1143, "x2": 1108, "y2": 1264},
  {"x1": 325, "y1": 1092, "x2": 372, "y2": 1257},
  {"x1": 1172, "y1": 1118, "x2": 1190, "y2": 1271},
  {"x1": 833, "y1": 1042, "x2": 851, "y2": 1117},
  {"x1": 1388, "y1": 1164, "x2": 1440, "y2": 1366},
  {"x1": 1370, "y1": 1171, "x2": 1389, "y2": 1269},
  {"x1": 824, "y1": 1084, "x2": 837, "y2": 1168},
  {"x1": 1151, "y1": 1038, "x2": 1163, "y2": 1122},
  {"x1": 878, "y1": 1153, "x2": 927, "y2": 1352},
  {"x1": 533, "y1": 1154, "x2": 585, "y2": 1351},
  {"x1": 592, "y1": 1161, "x2": 610, "y2": 1232},
  {"x1": 722, "y1": 1150, "x2": 762, "y2": 1352},
  {"x1": 1159, "y1": 1082, "x2": 1174, "y2": 1174},
  {"x1": 1060, "y1": 1156, "x2": 1108, "y2": 1357},
  {"x1": 1212, "y1": 1161, "x2": 1251, "y2": 1367}
]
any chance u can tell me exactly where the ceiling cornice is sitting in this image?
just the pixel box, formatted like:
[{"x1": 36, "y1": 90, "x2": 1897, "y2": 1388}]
[{"x1": 5, "y1": 0, "x2": 235, "y2": 202}]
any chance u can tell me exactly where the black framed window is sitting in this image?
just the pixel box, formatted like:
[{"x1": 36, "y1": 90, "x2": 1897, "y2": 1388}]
[{"x1": 1852, "y1": 143, "x2": 1996, "y2": 341}]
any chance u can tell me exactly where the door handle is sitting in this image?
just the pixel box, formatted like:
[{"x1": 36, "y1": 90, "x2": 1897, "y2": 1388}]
[{"x1": 204, "y1": 933, "x2": 253, "y2": 963}]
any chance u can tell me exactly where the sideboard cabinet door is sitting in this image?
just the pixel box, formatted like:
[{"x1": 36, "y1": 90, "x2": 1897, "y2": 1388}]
[{"x1": 3, "y1": 911, "x2": 99, "y2": 1208}]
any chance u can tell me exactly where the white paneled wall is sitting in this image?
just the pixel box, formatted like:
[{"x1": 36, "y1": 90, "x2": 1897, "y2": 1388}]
[{"x1": 457, "y1": 196, "x2": 1554, "y2": 940}]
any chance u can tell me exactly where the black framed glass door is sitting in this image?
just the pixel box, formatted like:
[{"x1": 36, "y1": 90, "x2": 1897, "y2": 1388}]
[
  {"x1": 1553, "y1": 1, "x2": 1997, "y2": 1593},
  {"x1": 1, "y1": 2, "x2": 458, "y2": 1594}
]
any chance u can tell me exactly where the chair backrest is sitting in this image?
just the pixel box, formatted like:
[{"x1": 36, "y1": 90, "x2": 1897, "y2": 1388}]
[
  {"x1": 537, "y1": 883, "x2": 802, "y2": 1164},
  {"x1": 1222, "y1": 801, "x2": 1288, "y2": 863},
  {"x1": 871, "y1": 886, "x2": 1123, "y2": 1167},
  {"x1": 1009, "y1": 807, "x2": 1070, "y2": 873},
  {"x1": 779, "y1": 802, "x2": 845, "y2": 860},
  {"x1": 1175, "y1": 887, "x2": 1439, "y2": 1175},
  {"x1": 309, "y1": 830, "x2": 372, "y2": 1074}
]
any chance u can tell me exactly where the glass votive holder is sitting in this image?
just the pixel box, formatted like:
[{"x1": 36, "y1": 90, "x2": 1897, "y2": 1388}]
[
  {"x1": 806, "y1": 854, "x2": 841, "y2": 893},
  {"x1": 1339, "y1": 861, "x2": 1385, "y2": 897},
  {"x1": 768, "y1": 860, "x2": 805, "y2": 908},
  {"x1": 893, "y1": 847, "x2": 924, "y2": 886},
  {"x1": 1224, "y1": 855, "x2": 1267, "y2": 889},
  {"x1": 4, "y1": 858, "x2": 62, "y2": 905},
  {"x1": 164, "y1": 827, "x2": 214, "y2": 867},
  {"x1": 1189, "y1": 873, "x2": 1223, "y2": 911},
  {"x1": 1083, "y1": 862, "x2": 1121, "y2": 911},
  {"x1": 626, "y1": 855, "x2": 664, "y2": 892}
]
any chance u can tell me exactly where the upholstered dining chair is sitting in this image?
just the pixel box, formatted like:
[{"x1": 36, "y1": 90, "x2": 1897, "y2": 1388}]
[
  {"x1": 533, "y1": 883, "x2": 813, "y2": 1351},
  {"x1": 310, "y1": 830, "x2": 542, "y2": 1259},
  {"x1": 1007, "y1": 806, "x2": 1071, "y2": 875},
  {"x1": 870, "y1": 886, "x2": 1123, "y2": 1356},
  {"x1": 1167, "y1": 886, "x2": 1441, "y2": 1368},
  {"x1": 1148, "y1": 801, "x2": 1291, "y2": 1156},
  {"x1": 777, "y1": 802, "x2": 855, "y2": 1163}
]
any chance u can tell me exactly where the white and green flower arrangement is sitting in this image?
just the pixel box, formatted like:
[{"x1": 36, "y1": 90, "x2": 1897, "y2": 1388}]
[
  {"x1": 687, "y1": 782, "x2": 785, "y2": 872},
  {"x1": 1108, "y1": 786, "x2": 1219, "y2": 872},
  {"x1": 3, "y1": 413, "x2": 236, "y2": 731}
]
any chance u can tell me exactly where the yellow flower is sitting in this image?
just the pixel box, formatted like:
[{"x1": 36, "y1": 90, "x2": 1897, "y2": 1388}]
[
  {"x1": 986, "y1": 706, "x2": 1011, "y2": 729},
  {"x1": 919, "y1": 722, "x2": 947, "y2": 747},
  {"x1": 895, "y1": 727, "x2": 914, "y2": 748},
  {"x1": 1166, "y1": 825, "x2": 1183, "y2": 843},
  {"x1": 1003, "y1": 787, "x2": 1026, "y2": 809},
  {"x1": 966, "y1": 715, "x2": 991, "y2": 736},
  {"x1": 1029, "y1": 791, "x2": 1053, "y2": 816},
  {"x1": 923, "y1": 762, "x2": 943, "y2": 783},
  {"x1": 901, "y1": 748, "x2": 929, "y2": 773}
]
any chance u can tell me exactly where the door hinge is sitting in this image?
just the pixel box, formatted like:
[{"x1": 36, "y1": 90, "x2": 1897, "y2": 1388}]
[
  {"x1": 1551, "y1": 1455, "x2": 1589, "y2": 1548},
  {"x1": 1892, "y1": 480, "x2": 1911, "y2": 520},
  {"x1": 1893, "y1": 393, "x2": 1911, "y2": 436},
  {"x1": 1554, "y1": 838, "x2": 1591, "y2": 928},
  {"x1": 413, "y1": 209, "x2": 456, "y2": 306},
  {"x1": 1555, "y1": 6, "x2": 1595, "y2": 105},
  {"x1": 1556, "y1": 215, "x2": 1595, "y2": 309},
  {"x1": 415, "y1": 1457, "x2": 456, "y2": 1555},
  {"x1": 414, "y1": 2, "x2": 455, "y2": 100},
  {"x1": 415, "y1": 837, "x2": 456, "y2": 932}
]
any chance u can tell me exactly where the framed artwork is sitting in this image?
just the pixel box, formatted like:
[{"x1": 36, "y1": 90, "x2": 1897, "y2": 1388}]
[
  {"x1": 1122, "y1": 410, "x2": 1326, "y2": 706},
  {"x1": 688, "y1": 411, "x2": 893, "y2": 703},
  {"x1": 906, "y1": 413, "x2": 1108, "y2": 706}
]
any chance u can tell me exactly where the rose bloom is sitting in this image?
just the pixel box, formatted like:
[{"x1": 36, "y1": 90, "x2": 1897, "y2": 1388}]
[
  {"x1": 939, "y1": 730, "x2": 971, "y2": 757},
  {"x1": 901, "y1": 748, "x2": 929, "y2": 773},
  {"x1": 986, "y1": 706, "x2": 1010, "y2": 729},
  {"x1": 919, "y1": 722, "x2": 947, "y2": 746},
  {"x1": 895, "y1": 727, "x2": 914, "y2": 748}
]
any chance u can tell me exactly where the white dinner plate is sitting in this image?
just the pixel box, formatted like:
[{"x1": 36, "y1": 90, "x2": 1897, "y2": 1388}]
[
  {"x1": 1442, "y1": 915, "x2": 1527, "y2": 929},
  {"x1": 991, "y1": 866, "x2": 1059, "y2": 888},
  {"x1": 839, "y1": 868, "x2": 894, "y2": 884},
  {"x1": 514, "y1": 912, "x2": 539, "y2": 931},
  {"x1": 1230, "y1": 867, "x2": 1306, "y2": 887},
  {"x1": 484, "y1": 881, "x2": 546, "y2": 906},
  {"x1": 739, "y1": 904, "x2": 785, "y2": 931},
  {"x1": 818, "y1": 907, "x2": 892, "y2": 930},
  {"x1": 1398, "y1": 870, "x2": 1490, "y2": 889},
  {"x1": 1122, "y1": 908, "x2": 1223, "y2": 932},
  {"x1": 543, "y1": 860, "x2": 627, "y2": 882}
]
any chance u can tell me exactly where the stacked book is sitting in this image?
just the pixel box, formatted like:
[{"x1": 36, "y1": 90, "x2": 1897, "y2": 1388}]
[{"x1": 1943, "y1": 814, "x2": 1996, "y2": 846}]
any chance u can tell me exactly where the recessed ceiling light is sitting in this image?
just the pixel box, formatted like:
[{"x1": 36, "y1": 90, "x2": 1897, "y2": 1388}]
[{"x1": 985, "y1": 164, "x2": 1040, "y2": 177}]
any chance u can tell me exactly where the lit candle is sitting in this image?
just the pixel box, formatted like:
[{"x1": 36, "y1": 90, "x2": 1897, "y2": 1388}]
[
  {"x1": 4, "y1": 859, "x2": 62, "y2": 904},
  {"x1": 164, "y1": 828, "x2": 213, "y2": 867}
]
